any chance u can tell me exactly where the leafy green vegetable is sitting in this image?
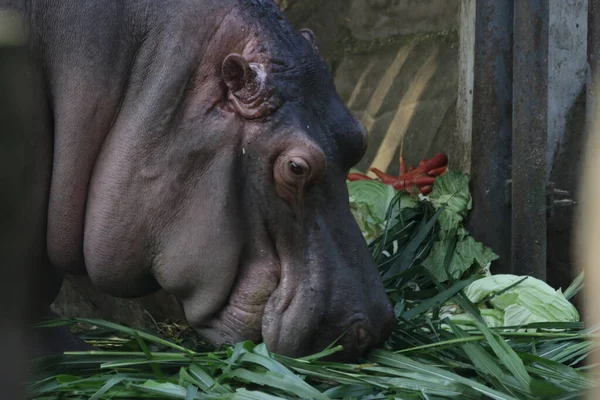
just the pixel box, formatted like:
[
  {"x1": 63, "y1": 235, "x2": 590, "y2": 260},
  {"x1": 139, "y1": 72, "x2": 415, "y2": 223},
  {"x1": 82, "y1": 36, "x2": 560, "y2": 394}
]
[
  {"x1": 427, "y1": 171, "x2": 472, "y2": 235},
  {"x1": 348, "y1": 170, "x2": 494, "y2": 282},
  {"x1": 441, "y1": 306, "x2": 504, "y2": 328},
  {"x1": 413, "y1": 171, "x2": 498, "y2": 282},
  {"x1": 423, "y1": 236, "x2": 499, "y2": 281},
  {"x1": 447, "y1": 275, "x2": 580, "y2": 328},
  {"x1": 347, "y1": 179, "x2": 418, "y2": 244}
]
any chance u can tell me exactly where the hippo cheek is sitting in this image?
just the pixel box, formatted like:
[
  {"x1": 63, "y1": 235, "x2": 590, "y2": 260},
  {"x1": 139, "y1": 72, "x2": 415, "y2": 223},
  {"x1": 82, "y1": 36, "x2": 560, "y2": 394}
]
[
  {"x1": 189, "y1": 254, "x2": 281, "y2": 346},
  {"x1": 261, "y1": 277, "x2": 327, "y2": 358}
]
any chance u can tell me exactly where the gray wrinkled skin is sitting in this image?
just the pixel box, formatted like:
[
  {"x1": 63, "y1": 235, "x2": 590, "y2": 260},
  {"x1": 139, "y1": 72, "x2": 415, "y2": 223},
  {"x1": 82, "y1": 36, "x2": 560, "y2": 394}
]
[{"x1": 4, "y1": 0, "x2": 395, "y2": 361}]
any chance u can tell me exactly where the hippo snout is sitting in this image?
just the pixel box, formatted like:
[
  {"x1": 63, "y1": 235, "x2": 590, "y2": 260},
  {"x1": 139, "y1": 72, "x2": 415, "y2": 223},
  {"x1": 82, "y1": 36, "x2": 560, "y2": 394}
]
[{"x1": 328, "y1": 305, "x2": 396, "y2": 362}]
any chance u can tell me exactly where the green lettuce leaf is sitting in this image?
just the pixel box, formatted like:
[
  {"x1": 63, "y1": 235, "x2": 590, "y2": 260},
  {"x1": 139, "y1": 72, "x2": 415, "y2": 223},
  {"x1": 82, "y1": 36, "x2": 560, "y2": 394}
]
[
  {"x1": 347, "y1": 179, "x2": 418, "y2": 244},
  {"x1": 422, "y1": 235, "x2": 498, "y2": 282},
  {"x1": 463, "y1": 274, "x2": 580, "y2": 326},
  {"x1": 442, "y1": 307, "x2": 505, "y2": 328},
  {"x1": 427, "y1": 171, "x2": 472, "y2": 234}
]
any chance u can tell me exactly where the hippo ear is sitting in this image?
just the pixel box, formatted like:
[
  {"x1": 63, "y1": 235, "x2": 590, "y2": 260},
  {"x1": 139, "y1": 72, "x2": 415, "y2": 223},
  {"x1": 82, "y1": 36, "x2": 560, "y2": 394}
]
[
  {"x1": 222, "y1": 53, "x2": 263, "y2": 103},
  {"x1": 299, "y1": 28, "x2": 319, "y2": 51}
]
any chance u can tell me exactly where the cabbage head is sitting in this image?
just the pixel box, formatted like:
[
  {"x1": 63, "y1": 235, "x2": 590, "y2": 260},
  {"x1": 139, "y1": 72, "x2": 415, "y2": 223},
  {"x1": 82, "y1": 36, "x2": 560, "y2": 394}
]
[{"x1": 447, "y1": 274, "x2": 579, "y2": 329}]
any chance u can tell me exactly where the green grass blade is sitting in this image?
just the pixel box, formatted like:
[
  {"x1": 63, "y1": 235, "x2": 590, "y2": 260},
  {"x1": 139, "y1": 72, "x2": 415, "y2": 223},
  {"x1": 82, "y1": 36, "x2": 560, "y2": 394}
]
[
  {"x1": 185, "y1": 384, "x2": 199, "y2": 400},
  {"x1": 76, "y1": 318, "x2": 197, "y2": 355},
  {"x1": 401, "y1": 276, "x2": 478, "y2": 320},
  {"x1": 229, "y1": 368, "x2": 328, "y2": 400},
  {"x1": 368, "y1": 349, "x2": 518, "y2": 400},
  {"x1": 382, "y1": 207, "x2": 443, "y2": 281},
  {"x1": 134, "y1": 331, "x2": 165, "y2": 379},
  {"x1": 447, "y1": 322, "x2": 518, "y2": 394},
  {"x1": 232, "y1": 388, "x2": 288, "y2": 400},
  {"x1": 89, "y1": 376, "x2": 125, "y2": 400},
  {"x1": 473, "y1": 321, "x2": 532, "y2": 391},
  {"x1": 563, "y1": 271, "x2": 584, "y2": 300}
]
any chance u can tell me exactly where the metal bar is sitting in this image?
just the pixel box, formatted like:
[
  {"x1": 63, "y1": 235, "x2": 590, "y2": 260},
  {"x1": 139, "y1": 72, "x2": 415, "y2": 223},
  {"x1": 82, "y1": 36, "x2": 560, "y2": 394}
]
[
  {"x1": 587, "y1": 0, "x2": 600, "y2": 128},
  {"x1": 512, "y1": 0, "x2": 549, "y2": 280},
  {"x1": 590, "y1": 0, "x2": 600, "y2": 73},
  {"x1": 456, "y1": 0, "x2": 475, "y2": 174},
  {"x1": 467, "y1": 0, "x2": 514, "y2": 274}
]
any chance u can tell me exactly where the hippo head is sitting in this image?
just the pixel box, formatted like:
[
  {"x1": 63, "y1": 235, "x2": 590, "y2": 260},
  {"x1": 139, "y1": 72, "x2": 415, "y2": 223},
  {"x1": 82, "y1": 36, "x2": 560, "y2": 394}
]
[{"x1": 74, "y1": 1, "x2": 394, "y2": 361}]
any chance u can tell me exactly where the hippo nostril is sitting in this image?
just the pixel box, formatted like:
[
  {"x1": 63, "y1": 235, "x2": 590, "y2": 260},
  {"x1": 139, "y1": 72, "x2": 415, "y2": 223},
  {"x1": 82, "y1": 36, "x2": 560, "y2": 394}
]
[
  {"x1": 356, "y1": 328, "x2": 369, "y2": 347},
  {"x1": 355, "y1": 326, "x2": 371, "y2": 350}
]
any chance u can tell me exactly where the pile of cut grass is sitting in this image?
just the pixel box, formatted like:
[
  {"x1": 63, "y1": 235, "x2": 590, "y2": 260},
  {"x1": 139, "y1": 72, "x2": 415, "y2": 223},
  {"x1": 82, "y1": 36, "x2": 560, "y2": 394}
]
[{"x1": 29, "y1": 179, "x2": 600, "y2": 399}]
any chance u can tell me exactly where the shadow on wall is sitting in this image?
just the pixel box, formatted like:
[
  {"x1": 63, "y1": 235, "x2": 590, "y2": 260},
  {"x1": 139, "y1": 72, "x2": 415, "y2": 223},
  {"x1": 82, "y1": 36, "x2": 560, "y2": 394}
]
[
  {"x1": 278, "y1": 0, "x2": 461, "y2": 175},
  {"x1": 336, "y1": 33, "x2": 460, "y2": 176}
]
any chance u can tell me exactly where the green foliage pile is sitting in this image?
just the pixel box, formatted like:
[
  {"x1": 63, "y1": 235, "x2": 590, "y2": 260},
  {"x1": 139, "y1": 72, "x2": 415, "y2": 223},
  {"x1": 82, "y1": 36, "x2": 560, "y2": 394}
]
[{"x1": 29, "y1": 171, "x2": 599, "y2": 399}]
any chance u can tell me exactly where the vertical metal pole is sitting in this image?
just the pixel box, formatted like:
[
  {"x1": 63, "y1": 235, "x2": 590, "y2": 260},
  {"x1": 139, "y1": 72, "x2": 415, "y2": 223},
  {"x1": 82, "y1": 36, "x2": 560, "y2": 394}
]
[
  {"x1": 512, "y1": 0, "x2": 549, "y2": 279},
  {"x1": 590, "y1": 0, "x2": 600, "y2": 75},
  {"x1": 467, "y1": 0, "x2": 514, "y2": 274},
  {"x1": 587, "y1": 0, "x2": 600, "y2": 127},
  {"x1": 456, "y1": 0, "x2": 475, "y2": 174}
]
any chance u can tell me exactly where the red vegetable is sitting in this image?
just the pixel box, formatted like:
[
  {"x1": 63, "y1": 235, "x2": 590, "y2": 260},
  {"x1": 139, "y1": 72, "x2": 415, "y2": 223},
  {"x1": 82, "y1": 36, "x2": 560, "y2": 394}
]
[{"x1": 347, "y1": 152, "x2": 449, "y2": 195}]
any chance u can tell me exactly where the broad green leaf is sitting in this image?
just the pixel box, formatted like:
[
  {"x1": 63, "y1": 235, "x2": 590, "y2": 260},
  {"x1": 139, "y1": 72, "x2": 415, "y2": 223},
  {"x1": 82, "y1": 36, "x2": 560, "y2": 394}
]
[
  {"x1": 427, "y1": 171, "x2": 472, "y2": 233},
  {"x1": 422, "y1": 236, "x2": 498, "y2": 282},
  {"x1": 563, "y1": 271, "x2": 584, "y2": 300},
  {"x1": 348, "y1": 179, "x2": 399, "y2": 244}
]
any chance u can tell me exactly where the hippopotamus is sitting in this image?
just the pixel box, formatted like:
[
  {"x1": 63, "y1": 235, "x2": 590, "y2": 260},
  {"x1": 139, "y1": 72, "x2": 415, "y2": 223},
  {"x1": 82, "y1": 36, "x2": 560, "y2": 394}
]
[{"x1": 1, "y1": 0, "x2": 395, "y2": 363}]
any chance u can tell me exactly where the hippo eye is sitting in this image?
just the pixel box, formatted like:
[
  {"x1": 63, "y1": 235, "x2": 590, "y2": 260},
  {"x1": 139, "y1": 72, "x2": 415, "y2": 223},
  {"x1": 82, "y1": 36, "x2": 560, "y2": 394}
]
[
  {"x1": 289, "y1": 161, "x2": 305, "y2": 175},
  {"x1": 274, "y1": 151, "x2": 322, "y2": 202}
]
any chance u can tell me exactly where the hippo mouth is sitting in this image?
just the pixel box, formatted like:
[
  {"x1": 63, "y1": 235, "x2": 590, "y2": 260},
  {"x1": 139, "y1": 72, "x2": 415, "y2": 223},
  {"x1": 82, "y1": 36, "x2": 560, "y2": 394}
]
[
  {"x1": 191, "y1": 258, "x2": 283, "y2": 349},
  {"x1": 259, "y1": 276, "x2": 323, "y2": 357},
  {"x1": 190, "y1": 257, "x2": 328, "y2": 358}
]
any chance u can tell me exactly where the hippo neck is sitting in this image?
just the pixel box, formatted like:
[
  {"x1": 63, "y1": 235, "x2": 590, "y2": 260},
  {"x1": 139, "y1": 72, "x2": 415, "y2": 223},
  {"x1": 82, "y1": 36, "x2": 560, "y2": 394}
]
[{"x1": 27, "y1": 0, "x2": 239, "y2": 273}]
